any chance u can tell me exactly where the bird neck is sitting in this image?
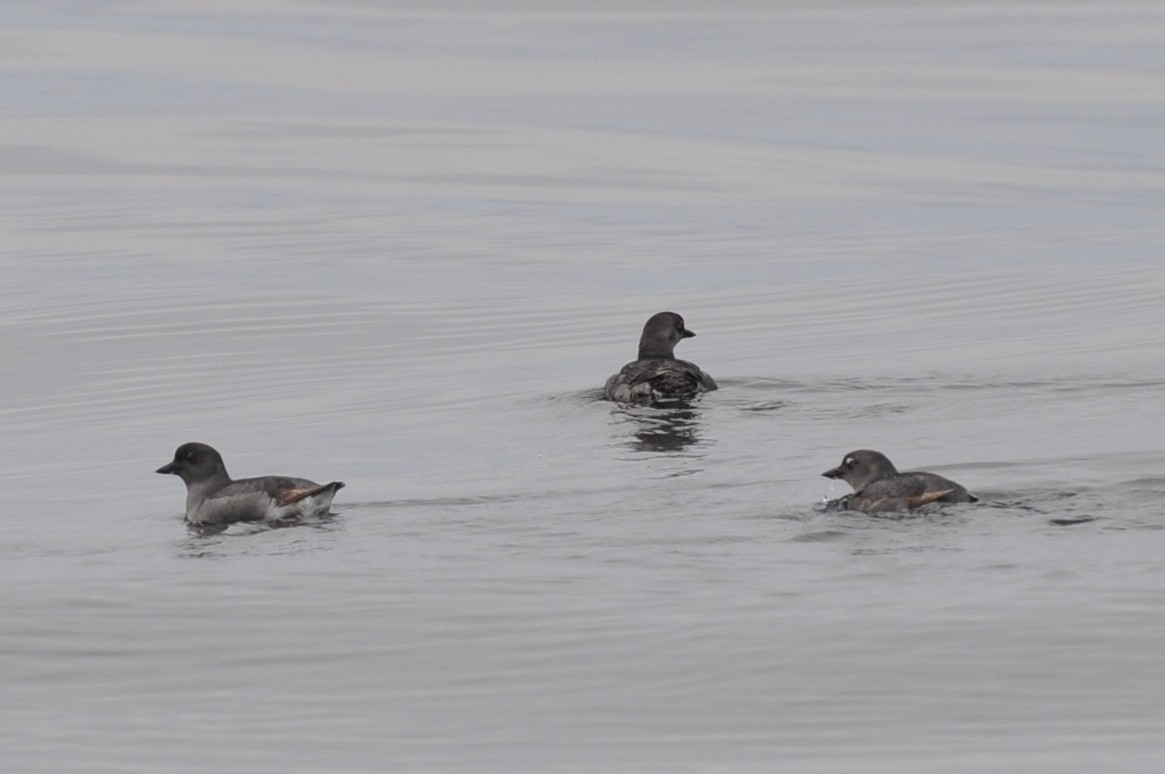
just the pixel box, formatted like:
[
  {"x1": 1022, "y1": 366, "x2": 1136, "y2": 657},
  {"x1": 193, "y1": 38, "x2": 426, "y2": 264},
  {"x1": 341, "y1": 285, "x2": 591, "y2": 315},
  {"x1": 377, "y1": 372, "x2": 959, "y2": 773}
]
[{"x1": 638, "y1": 341, "x2": 676, "y2": 360}]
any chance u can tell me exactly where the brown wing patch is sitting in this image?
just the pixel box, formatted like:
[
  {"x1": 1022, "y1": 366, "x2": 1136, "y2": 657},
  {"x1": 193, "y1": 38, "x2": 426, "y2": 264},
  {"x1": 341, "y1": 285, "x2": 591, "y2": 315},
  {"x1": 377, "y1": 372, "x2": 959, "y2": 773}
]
[
  {"x1": 276, "y1": 482, "x2": 335, "y2": 506},
  {"x1": 906, "y1": 488, "x2": 955, "y2": 509},
  {"x1": 859, "y1": 496, "x2": 895, "y2": 512}
]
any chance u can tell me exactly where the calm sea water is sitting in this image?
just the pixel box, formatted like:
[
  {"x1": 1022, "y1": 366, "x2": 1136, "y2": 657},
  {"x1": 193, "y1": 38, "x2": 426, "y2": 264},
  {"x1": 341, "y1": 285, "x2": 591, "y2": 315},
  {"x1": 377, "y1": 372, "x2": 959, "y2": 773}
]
[{"x1": 3, "y1": 2, "x2": 1165, "y2": 771}]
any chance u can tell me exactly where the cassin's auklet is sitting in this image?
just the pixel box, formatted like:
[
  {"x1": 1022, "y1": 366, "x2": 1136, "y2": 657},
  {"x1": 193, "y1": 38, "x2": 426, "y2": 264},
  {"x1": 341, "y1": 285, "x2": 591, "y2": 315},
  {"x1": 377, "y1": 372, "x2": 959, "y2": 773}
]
[
  {"x1": 822, "y1": 449, "x2": 977, "y2": 514},
  {"x1": 604, "y1": 311, "x2": 718, "y2": 404},
  {"x1": 156, "y1": 442, "x2": 344, "y2": 526}
]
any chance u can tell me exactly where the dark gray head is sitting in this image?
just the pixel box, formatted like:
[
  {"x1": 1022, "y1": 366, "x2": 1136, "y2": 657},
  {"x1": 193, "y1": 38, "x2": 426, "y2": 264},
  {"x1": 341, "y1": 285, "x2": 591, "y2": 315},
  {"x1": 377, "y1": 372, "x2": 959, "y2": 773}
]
[
  {"x1": 822, "y1": 449, "x2": 899, "y2": 492},
  {"x1": 156, "y1": 442, "x2": 230, "y2": 486},
  {"x1": 637, "y1": 311, "x2": 696, "y2": 360}
]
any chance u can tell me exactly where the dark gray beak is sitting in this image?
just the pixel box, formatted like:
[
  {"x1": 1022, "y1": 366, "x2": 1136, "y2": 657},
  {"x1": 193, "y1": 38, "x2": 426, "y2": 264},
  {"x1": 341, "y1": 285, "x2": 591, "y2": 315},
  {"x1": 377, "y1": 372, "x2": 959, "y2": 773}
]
[
  {"x1": 680, "y1": 327, "x2": 696, "y2": 339},
  {"x1": 822, "y1": 466, "x2": 843, "y2": 479},
  {"x1": 156, "y1": 462, "x2": 178, "y2": 475}
]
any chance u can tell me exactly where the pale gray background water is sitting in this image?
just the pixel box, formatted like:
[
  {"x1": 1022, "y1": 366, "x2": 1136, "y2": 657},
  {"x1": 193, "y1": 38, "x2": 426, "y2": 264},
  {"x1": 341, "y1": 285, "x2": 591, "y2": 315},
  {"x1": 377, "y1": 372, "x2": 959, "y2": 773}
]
[{"x1": 2, "y1": 2, "x2": 1164, "y2": 771}]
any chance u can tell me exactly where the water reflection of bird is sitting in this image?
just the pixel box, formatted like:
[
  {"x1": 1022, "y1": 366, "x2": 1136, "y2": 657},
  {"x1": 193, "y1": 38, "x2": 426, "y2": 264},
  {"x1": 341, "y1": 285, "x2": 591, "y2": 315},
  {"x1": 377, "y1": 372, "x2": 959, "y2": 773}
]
[{"x1": 619, "y1": 405, "x2": 704, "y2": 454}]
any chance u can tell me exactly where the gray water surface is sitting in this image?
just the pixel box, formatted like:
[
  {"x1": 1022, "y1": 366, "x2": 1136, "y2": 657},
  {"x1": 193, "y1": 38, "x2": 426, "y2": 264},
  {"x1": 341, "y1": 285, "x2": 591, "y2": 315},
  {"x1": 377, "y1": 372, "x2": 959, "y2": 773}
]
[{"x1": 3, "y1": 2, "x2": 1165, "y2": 772}]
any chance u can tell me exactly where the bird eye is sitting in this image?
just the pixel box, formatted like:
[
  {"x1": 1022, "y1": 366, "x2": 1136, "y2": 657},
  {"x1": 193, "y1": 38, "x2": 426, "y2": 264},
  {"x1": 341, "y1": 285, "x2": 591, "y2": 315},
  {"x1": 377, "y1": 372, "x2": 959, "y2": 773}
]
[{"x1": 844, "y1": 457, "x2": 854, "y2": 466}]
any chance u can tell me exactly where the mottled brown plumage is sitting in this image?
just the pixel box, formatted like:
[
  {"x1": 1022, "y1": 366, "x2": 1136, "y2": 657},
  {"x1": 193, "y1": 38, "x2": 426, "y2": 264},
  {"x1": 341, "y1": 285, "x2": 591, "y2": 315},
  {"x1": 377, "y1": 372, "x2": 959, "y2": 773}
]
[{"x1": 604, "y1": 312, "x2": 717, "y2": 404}]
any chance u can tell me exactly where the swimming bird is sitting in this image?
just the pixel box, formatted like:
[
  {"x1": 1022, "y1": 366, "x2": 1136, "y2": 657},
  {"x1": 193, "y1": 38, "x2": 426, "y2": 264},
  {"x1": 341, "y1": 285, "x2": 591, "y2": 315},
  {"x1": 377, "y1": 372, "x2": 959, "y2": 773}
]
[
  {"x1": 822, "y1": 449, "x2": 977, "y2": 514},
  {"x1": 156, "y1": 442, "x2": 344, "y2": 526},
  {"x1": 604, "y1": 311, "x2": 717, "y2": 404}
]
